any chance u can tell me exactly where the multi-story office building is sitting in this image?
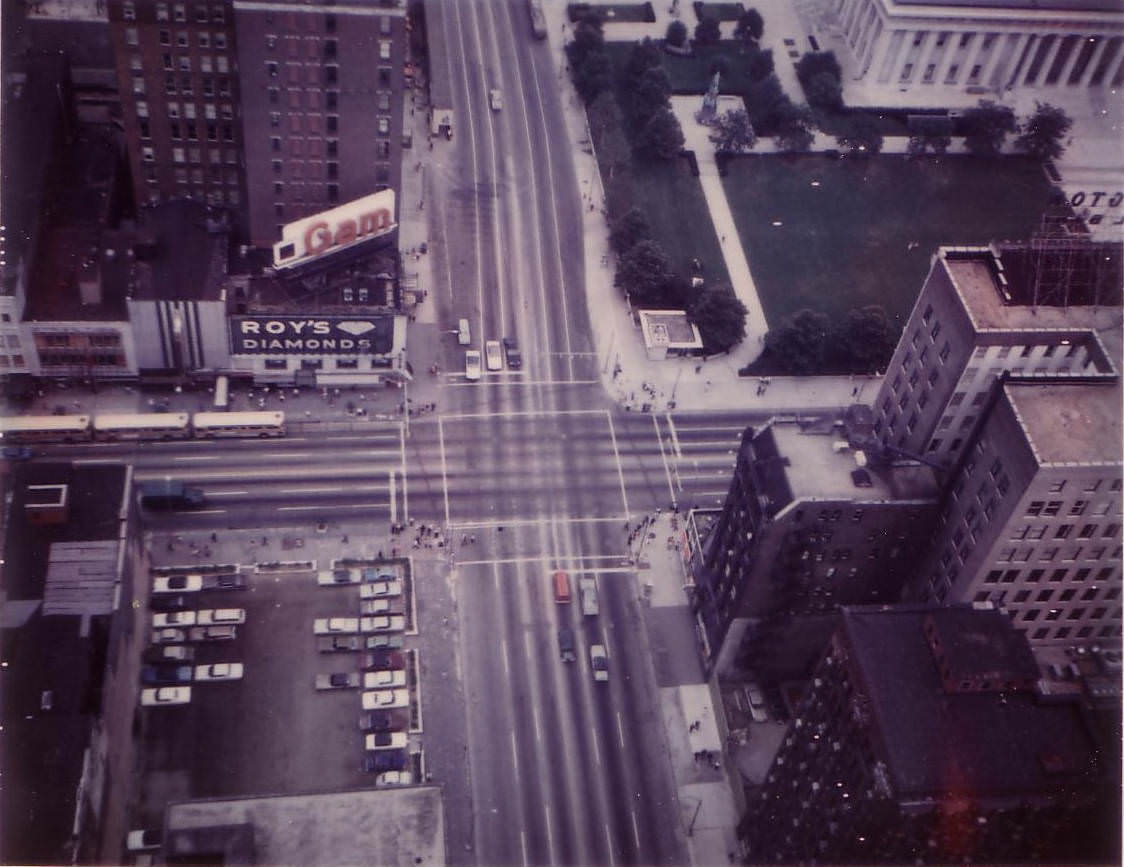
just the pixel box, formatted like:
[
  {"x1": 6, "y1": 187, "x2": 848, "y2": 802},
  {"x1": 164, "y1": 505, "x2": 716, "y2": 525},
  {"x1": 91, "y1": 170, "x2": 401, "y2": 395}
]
[
  {"x1": 108, "y1": 0, "x2": 246, "y2": 219},
  {"x1": 744, "y1": 604, "x2": 1117, "y2": 864},
  {"x1": 834, "y1": 0, "x2": 1124, "y2": 91},
  {"x1": 108, "y1": 0, "x2": 409, "y2": 247},
  {"x1": 691, "y1": 409, "x2": 939, "y2": 676}
]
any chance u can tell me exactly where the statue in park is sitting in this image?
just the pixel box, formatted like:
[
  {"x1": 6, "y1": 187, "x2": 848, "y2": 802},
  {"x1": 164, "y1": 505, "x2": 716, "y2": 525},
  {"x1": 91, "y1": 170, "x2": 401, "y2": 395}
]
[{"x1": 696, "y1": 69, "x2": 721, "y2": 124}]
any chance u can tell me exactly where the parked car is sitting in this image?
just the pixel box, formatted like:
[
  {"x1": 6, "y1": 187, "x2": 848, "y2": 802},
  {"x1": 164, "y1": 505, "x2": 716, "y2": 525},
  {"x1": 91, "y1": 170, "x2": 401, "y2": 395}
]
[
  {"x1": 2, "y1": 445, "x2": 34, "y2": 461},
  {"x1": 363, "y1": 670, "x2": 407, "y2": 689},
  {"x1": 197, "y1": 608, "x2": 245, "y2": 625},
  {"x1": 464, "y1": 349, "x2": 482, "y2": 381},
  {"x1": 361, "y1": 615, "x2": 406, "y2": 633},
  {"x1": 484, "y1": 339, "x2": 503, "y2": 371},
  {"x1": 141, "y1": 664, "x2": 193, "y2": 685},
  {"x1": 359, "y1": 598, "x2": 393, "y2": 616},
  {"x1": 316, "y1": 671, "x2": 360, "y2": 690},
  {"x1": 143, "y1": 644, "x2": 194, "y2": 664},
  {"x1": 590, "y1": 644, "x2": 609, "y2": 682},
  {"x1": 374, "y1": 770, "x2": 412, "y2": 787},
  {"x1": 558, "y1": 626, "x2": 576, "y2": 662},
  {"x1": 363, "y1": 749, "x2": 409, "y2": 773},
  {"x1": 361, "y1": 688, "x2": 410, "y2": 710},
  {"x1": 187, "y1": 625, "x2": 237, "y2": 642},
  {"x1": 149, "y1": 594, "x2": 190, "y2": 613},
  {"x1": 317, "y1": 567, "x2": 360, "y2": 586},
  {"x1": 360, "y1": 580, "x2": 402, "y2": 599},
  {"x1": 152, "y1": 574, "x2": 202, "y2": 594},
  {"x1": 317, "y1": 635, "x2": 361, "y2": 653},
  {"x1": 362, "y1": 567, "x2": 399, "y2": 583},
  {"x1": 125, "y1": 830, "x2": 161, "y2": 852},
  {"x1": 152, "y1": 610, "x2": 196, "y2": 628},
  {"x1": 195, "y1": 663, "x2": 243, "y2": 682},
  {"x1": 314, "y1": 617, "x2": 360, "y2": 635},
  {"x1": 579, "y1": 576, "x2": 599, "y2": 617},
  {"x1": 746, "y1": 682, "x2": 768, "y2": 723},
  {"x1": 361, "y1": 650, "x2": 405, "y2": 671},
  {"x1": 366, "y1": 634, "x2": 405, "y2": 650},
  {"x1": 502, "y1": 337, "x2": 522, "y2": 369},
  {"x1": 457, "y1": 318, "x2": 471, "y2": 346},
  {"x1": 364, "y1": 731, "x2": 408, "y2": 751},
  {"x1": 358, "y1": 709, "x2": 409, "y2": 732},
  {"x1": 201, "y1": 572, "x2": 246, "y2": 591},
  {"x1": 152, "y1": 628, "x2": 187, "y2": 644},
  {"x1": 140, "y1": 686, "x2": 191, "y2": 706}
]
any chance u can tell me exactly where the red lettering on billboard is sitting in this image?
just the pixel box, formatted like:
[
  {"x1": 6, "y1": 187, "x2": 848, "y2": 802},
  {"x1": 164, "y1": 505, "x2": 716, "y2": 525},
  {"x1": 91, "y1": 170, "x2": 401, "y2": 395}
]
[{"x1": 297, "y1": 208, "x2": 393, "y2": 263}]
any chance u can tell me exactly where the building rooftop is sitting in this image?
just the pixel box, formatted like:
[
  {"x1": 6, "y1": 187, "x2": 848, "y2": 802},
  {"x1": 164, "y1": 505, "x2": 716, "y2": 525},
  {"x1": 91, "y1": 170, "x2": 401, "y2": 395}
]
[
  {"x1": 842, "y1": 605, "x2": 1105, "y2": 804},
  {"x1": 760, "y1": 422, "x2": 938, "y2": 508},
  {"x1": 893, "y1": 0, "x2": 1123, "y2": 13},
  {"x1": 1004, "y1": 379, "x2": 1123, "y2": 465},
  {"x1": 943, "y1": 243, "x2": 1123, "y2": 335},
  {"x1": 165, "y1": 787, "x2": 444, "y2": 867},
  {"x1": 118, "y1": 200, "x2": 230, "y2": 303},
  {"x1": 925, "y1": 606, "x2": 1040, "y2": 685},
  {"x1": 637, "y1": 310, "x2": 704, "y2": 350}
]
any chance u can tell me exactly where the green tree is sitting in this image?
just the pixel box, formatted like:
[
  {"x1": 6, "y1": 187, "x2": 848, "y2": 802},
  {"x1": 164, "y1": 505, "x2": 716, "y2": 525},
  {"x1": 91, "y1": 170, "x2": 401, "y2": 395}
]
[
  {"x1": 745, "y1": 47, "x2": 774, "y2": 82},
  {"x1": 961, "y1": 100, "x2": 1017, "y2": 156},
  {"x1": 805, "y1": 69, "x2": 843, "y2": 110},
  {"x1": 831, "y1": 305, "x2": 896, "y2": 372},
  {"x1": 709, "y1": 108, "x2": 756, "y2": 153},
  {"x1": 765, "y1": 309, "x2": 830, "y2": 374},
  {"x1": 689, "y1": 284, "x2": 748, "y2": 353},
  {"x1": 774, "y1": 112, "x2": 815, "y2": 151},
  {"x1": 625, "y1": 37, "x2": 663, "y2": 86},
  {"x1": 1015, "y1": 101, "x2": 1072, "y2": 161},
  {"x1": 666, "y1": 19, "x2": 688, "y2": 48},
  {"x1": 567, "y1": 14, "x2": 605, "y2": 67},
  {"x1": 906, "y1": 115, "x2": 952, "y2": 155},
  {"x1": 743, "y1": 73, "x2": 789, "y2": 130},
  {"x1": 609, "y1": 207, "x2": 652, "y2": 255},
  {"x1": 794, "y1": 51, "x2": 842, "y2": 86},
  {"x1": 635, "y1": 105, "x2": 685, "y2": 160},
  {"x1": 735, "y1": 8, "x2": 764, "y2": 42},
  {"x1": 631, "y1": 66, "x2": 673, "y2": 121},
  {"x1": 615, "y1": 240, "x2": 673, "y2": 304},
  {"x1": 572, "y1": 49, "x2": 613, "y2": 103},
  {"x1": 695, "y1": 15, "x2": 721, "y2": 47},
  {"x1": 835, "y1": 113, "x2": 883, "y2": 154}
]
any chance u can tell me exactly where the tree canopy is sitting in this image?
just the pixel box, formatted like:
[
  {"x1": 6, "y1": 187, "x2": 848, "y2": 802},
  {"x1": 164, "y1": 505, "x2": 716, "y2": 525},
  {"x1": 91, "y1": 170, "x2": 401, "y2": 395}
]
[
  {"x1": 635, "y1": 105, "x2": 685, "y2": 160},
  {"x1": 735, "y1": 8, "x2": 764, "y2": 42},
  {"x1": 961, "y1": 100, "x2": 1018, "y2": 156},
  {"x1": 709, "y1": 108, "x2": 757, "y2": 153},
  {"x1": 614, "y1": 240, "x2": 673, "y2": 304},
  {"x1": 609, "y1": 208, "x2": 652, "y2": 255},
  {"x1": 572, "y1": 48, "x2": 613, "y2": 103},
  {"x1": 1014, "y1": 102, "x2": 1072, "y2": 161},
  {"x1": 665, "y1": 19, "x2": 688, "y2": 48},
  {"x1": 835, "y1": 113, "x2": 883, "y2": 154},
  {"x1": 689, "y1": 284, "x2": 748, "y2": 354},
  {"x1": 694, "y1": 16, "x2": 721, "y2": 47},
  {"x1": 835, "y1": 306, "x2": 896, "y2": 372},
  {"x1": 765, "y1": 309, "x2": 831, "y2": 374}
]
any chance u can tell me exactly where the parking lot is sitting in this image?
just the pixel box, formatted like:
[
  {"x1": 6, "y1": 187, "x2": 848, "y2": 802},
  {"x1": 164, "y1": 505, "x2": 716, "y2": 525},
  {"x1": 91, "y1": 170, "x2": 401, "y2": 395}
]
[{"x1": 134, "y1": 552, "x2": 427, "y2": 829}]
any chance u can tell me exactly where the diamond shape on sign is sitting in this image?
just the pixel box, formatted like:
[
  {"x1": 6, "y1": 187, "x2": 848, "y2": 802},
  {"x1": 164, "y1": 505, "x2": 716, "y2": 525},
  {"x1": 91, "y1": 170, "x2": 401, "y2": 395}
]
[{"x1": 338, "y1": 321, "x2": 376, "y2": 336}]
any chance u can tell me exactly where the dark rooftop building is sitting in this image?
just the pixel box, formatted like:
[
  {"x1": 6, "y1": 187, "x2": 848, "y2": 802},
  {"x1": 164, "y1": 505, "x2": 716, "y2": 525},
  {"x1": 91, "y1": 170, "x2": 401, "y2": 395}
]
[{"x1": 742, "y1": 604, "x2": 1119, "y2": 864}]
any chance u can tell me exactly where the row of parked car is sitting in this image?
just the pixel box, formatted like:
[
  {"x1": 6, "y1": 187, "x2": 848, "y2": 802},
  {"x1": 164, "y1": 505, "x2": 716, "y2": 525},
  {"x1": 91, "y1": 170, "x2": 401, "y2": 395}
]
[
  {"x1": 314, "y1": 563, "x2": 416, "y2": 786},
  {"x1": 140, "y1": 570, "x2": 250, "y2": 707}
]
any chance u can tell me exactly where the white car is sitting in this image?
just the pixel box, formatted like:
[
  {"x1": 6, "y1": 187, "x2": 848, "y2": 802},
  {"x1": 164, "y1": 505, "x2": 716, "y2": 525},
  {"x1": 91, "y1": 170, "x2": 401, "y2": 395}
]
[
  {"x1": 152, "y1": 610, "x2": 196, "y2": 628},
  {"x1": 590, "y1": 644, "x2": 609, "y2": 682},
  {"x1": 484, "y1": 339, "x2": 503, "y2": 371},
  {"x1": 361, "y1": 615, "x2": 406, "y2": 633},
  {"x1": 363, "y1": 670, "x2": 407, "y2": 689},
  {"x1": 361, "y1": 688, "x2": 410, "y2": 710},
  {"x1": 364, "y1": 731, "x2": 408, "y2": 751},
  {"x1": 374, "y1": 770, "x2": 413, "y2": 787},
  {"x1": 197, "y1": 608, "x2": 246, "y2": 625},
  {"x1": 153, "y1": 574, "x2": 202, "y2": 594},
  {"x1": 188, "y1": 625, "x2": 237, "y2": 642},
  {"x1": 464, "y1": 349, "x2": 482, "y2": 381},
  {"x1": 140, "y1": 686, "x2": 191, "y2": 706},
  {"x1": 489, "y1": 88, "x2": 503, "y2": 111},
  {"x1": 126, "y1": 830, "x2": 161, "y2": 852},
  {"x1": 360, "y1": 580, "x2": 402, "y2": 599},
  {"x1": 317, "y1": 567, "x2": 360, "y2": 586},
  {"x1": 194, "y1": 663, "x2": 243, "y2": 682},
  {"x1": 152, "y1": 628, "x2": 187, "y2": 644},
  {"x1": 746, "y1": 683, "x2": 768, "y2": 723},
  {"x1": 314, "y1": 617, "x2": 360, "y2": 635},
  {"x1": 359, "y1": 598, "x2": 393, "y2": 616}
]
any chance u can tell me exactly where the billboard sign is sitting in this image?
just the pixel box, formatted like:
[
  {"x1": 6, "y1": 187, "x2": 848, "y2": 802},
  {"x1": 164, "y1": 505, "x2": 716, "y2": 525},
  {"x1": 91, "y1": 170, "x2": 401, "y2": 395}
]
[
  {"x1": 230, "y1": 315, "x2": 394, "y2": 355},
  {"x1": 272, "y1": 190, "x2": 397, "y2": 270}
]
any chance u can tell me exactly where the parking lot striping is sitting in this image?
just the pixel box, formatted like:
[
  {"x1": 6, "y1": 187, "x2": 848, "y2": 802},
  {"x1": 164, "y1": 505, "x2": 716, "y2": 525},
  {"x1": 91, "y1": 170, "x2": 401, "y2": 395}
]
[
  {"x1": 665, "y1": 413, "x2": 682, "y2": 458},
  {"x1": 652, "y1": 415, "x2": 678, "y2": 508},
  {"x1": 438, "y1": 419, "x2": 451, "y2": 529},
  {"x1": 604, "y1": 411, "x2": 632, "y2": 520},
  {"x1": 616, "y1": 711, "x2": 626, "y2": 750},
  {"x1": 631, "y1": 811, "x2": 641, "y2": 850}
]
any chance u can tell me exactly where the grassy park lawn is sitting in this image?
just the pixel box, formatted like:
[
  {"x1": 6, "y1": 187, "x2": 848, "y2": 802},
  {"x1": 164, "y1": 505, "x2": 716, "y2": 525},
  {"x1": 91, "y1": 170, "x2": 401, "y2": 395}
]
[
  {"x1": 693, "y1": 1, "x2": 745, "y2": 21},
  {"x1": 723, "y1": 154, "x2": 1060, "y2": 328},
  {"x1": 568, "y1": 2, "x2": 655, "y2": 23},
  {"x1": 605, "y1": 40, "x2": 762, "y2": 94}
]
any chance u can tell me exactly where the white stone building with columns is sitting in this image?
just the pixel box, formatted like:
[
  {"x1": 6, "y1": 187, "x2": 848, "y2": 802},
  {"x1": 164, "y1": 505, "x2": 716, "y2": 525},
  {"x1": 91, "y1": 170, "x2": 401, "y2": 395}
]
[{"x1": 834, "y1": 0, "x2": 1124, "y2": 93}]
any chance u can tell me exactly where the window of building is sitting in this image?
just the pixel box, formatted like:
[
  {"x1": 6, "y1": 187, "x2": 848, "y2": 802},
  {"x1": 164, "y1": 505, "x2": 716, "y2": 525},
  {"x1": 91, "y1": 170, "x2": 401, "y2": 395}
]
[
  {"x1": 173, "y1": 147, "x2": 186, "y2": 163},
  {"x1": 214, "y1": 33, "x2": 226, "y2": 49},
  {"x1": 328, "y1": 183, "x2": 339, "y2": 203},
  {"x1": 126, "y1": 26, "x2": 139, "y2": 46},
  {"x1": 272, "y1": 159, "x2": 282, "y2": 175},
  {"x1": 327, "y1": 115, "x2": 338, "y2": 133},
  {"x1": 267, "y1": 61, "x2": 279, "y2": 78},
  {"x1": 325, "y1": 65, "x2": 339, "y2": 85},
  {"x1": 377, "y1": 116, "x2": 390, "y2": 135},
  {"x1": 1070, "y1": 500, "x2": 1087, "y2": 516}
]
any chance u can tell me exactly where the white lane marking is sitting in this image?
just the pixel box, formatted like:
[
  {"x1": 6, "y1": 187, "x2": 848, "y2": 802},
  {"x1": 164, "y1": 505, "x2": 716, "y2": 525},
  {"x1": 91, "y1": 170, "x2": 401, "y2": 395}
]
[
  {"x1": 591, "y1": 724, "x2": 602, "y2": 767},
  {"x1": 520, "y1": 830, "x2": 529, "y2": 867},
  {"x1": 652, "y1": 415, "x2": 678, "y2": 504},
  {"x1": 616, "y1": 711, "x2": 626, "y2": 750},
  {"x1": 545, "y1": 808, "x2": 555, "y2": 860},
  {"x1": 172, "y1": 455, "x2": 219, "y2": 462},
  {"x1": 533, "y1": 705, "x2": 543, "y2": 745},
  {"x1": 256, "y1": 452, "x2": 313, "y2": 459},
  {"x1": 72, "y1": 458, "x2": 125, "y2": 465},
  {"x1": 197, "y1": 490, "x2": 248, "y2": 497},
  {"x1": 398, "y1": 422, "x2": 409, "y2": 523},
  {"x1": 502, "y1": 637, "x2": 510, "y2": 677},
  {"x1": 510, "y1": 730, "x2": 520, "y2": 776},
  {"x1": 438, "y1": 419, "x2": 451, "y2": 529},
  {"x1": 176, "y1": 508, "x2": 225, "y2": 515},
  {"x1": 278, "y1": 503, "x2": 388, "y2": 512},
  {"x1": 604, "y1": 822, "x2": 616, "y2": 867},
  {"x1": 443, "y1": 406, "x2": 608, "y2": 420},
  {"x1": 452, "y1": 515, "x2": 629, "y2": 529},
  {"x1": 604, "y1": 411, "x2": 631, "y2": 520},
  {"x1": 631, "y1": 811, "x2": 641, "y2": 850},
  {"x1": 666, "y1": 413, "x2": 682, "y2": 458}
]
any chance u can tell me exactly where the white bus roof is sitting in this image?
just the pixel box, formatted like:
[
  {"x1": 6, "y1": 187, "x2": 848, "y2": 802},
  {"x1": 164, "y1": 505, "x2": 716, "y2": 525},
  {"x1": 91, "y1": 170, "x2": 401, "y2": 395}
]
[
  {"x1": 93, "y1": 413, "x2": 190, "y2": 429},
  {"x1": 0, "y1": 415, "x2": 90, "y2": 431},
  {"x1": 192, "y1": 411, "x2": 285, "y2": 427}
]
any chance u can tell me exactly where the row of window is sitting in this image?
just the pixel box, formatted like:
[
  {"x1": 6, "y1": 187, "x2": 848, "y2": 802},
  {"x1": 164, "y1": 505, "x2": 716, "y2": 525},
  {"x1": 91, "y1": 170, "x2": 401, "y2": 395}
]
[
  {"x1": 158, "y1": 52, "x2": 231, "y2": 75},
  {"x1": 1022, "y1": 623, "x2": 1121, "y2": 641},
  {"x1": 995, "y1": 545, "x2": 1121, "y2": 563},
  {"x1": 984, "y1": 565, "x2": 1118, "y2": 585},
  {"x1": 125, "y1": 27, "x2": 228, "y2": 50},
  {"x1": 0, "y1": 354, "x2": 27, "y2": 367},
  {"x1": 40, "y1": 353, "x2": 126, "y2": 366},
  {"x1": 265, "y1": 61, "x2": 395, "y2": 89},
  {"x1": 1008, "y1": 604, "x2": 1121, "y2": 623},
  {"x1": 261, "y1": 357, "x2": 393, "y2": 371},
  {"x1": 123, "y1": 2, "x2": 226, "y2": 25},
  {"x1": 39, "y1": 334, "x2": 120, "y2": 348}
]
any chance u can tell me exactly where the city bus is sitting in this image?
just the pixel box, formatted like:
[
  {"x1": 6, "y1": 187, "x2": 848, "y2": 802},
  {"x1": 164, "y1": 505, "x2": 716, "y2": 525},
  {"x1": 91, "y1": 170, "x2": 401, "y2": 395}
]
[
  {"x1": 191, "y1": 411, "x2": 286, "y2": 438},
  {"x1": 93, "y1": 412, "x2": 191, "y2": 441},
  {"x1": 0, "y1": 414, "x2": 92, "y2": 443}
]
